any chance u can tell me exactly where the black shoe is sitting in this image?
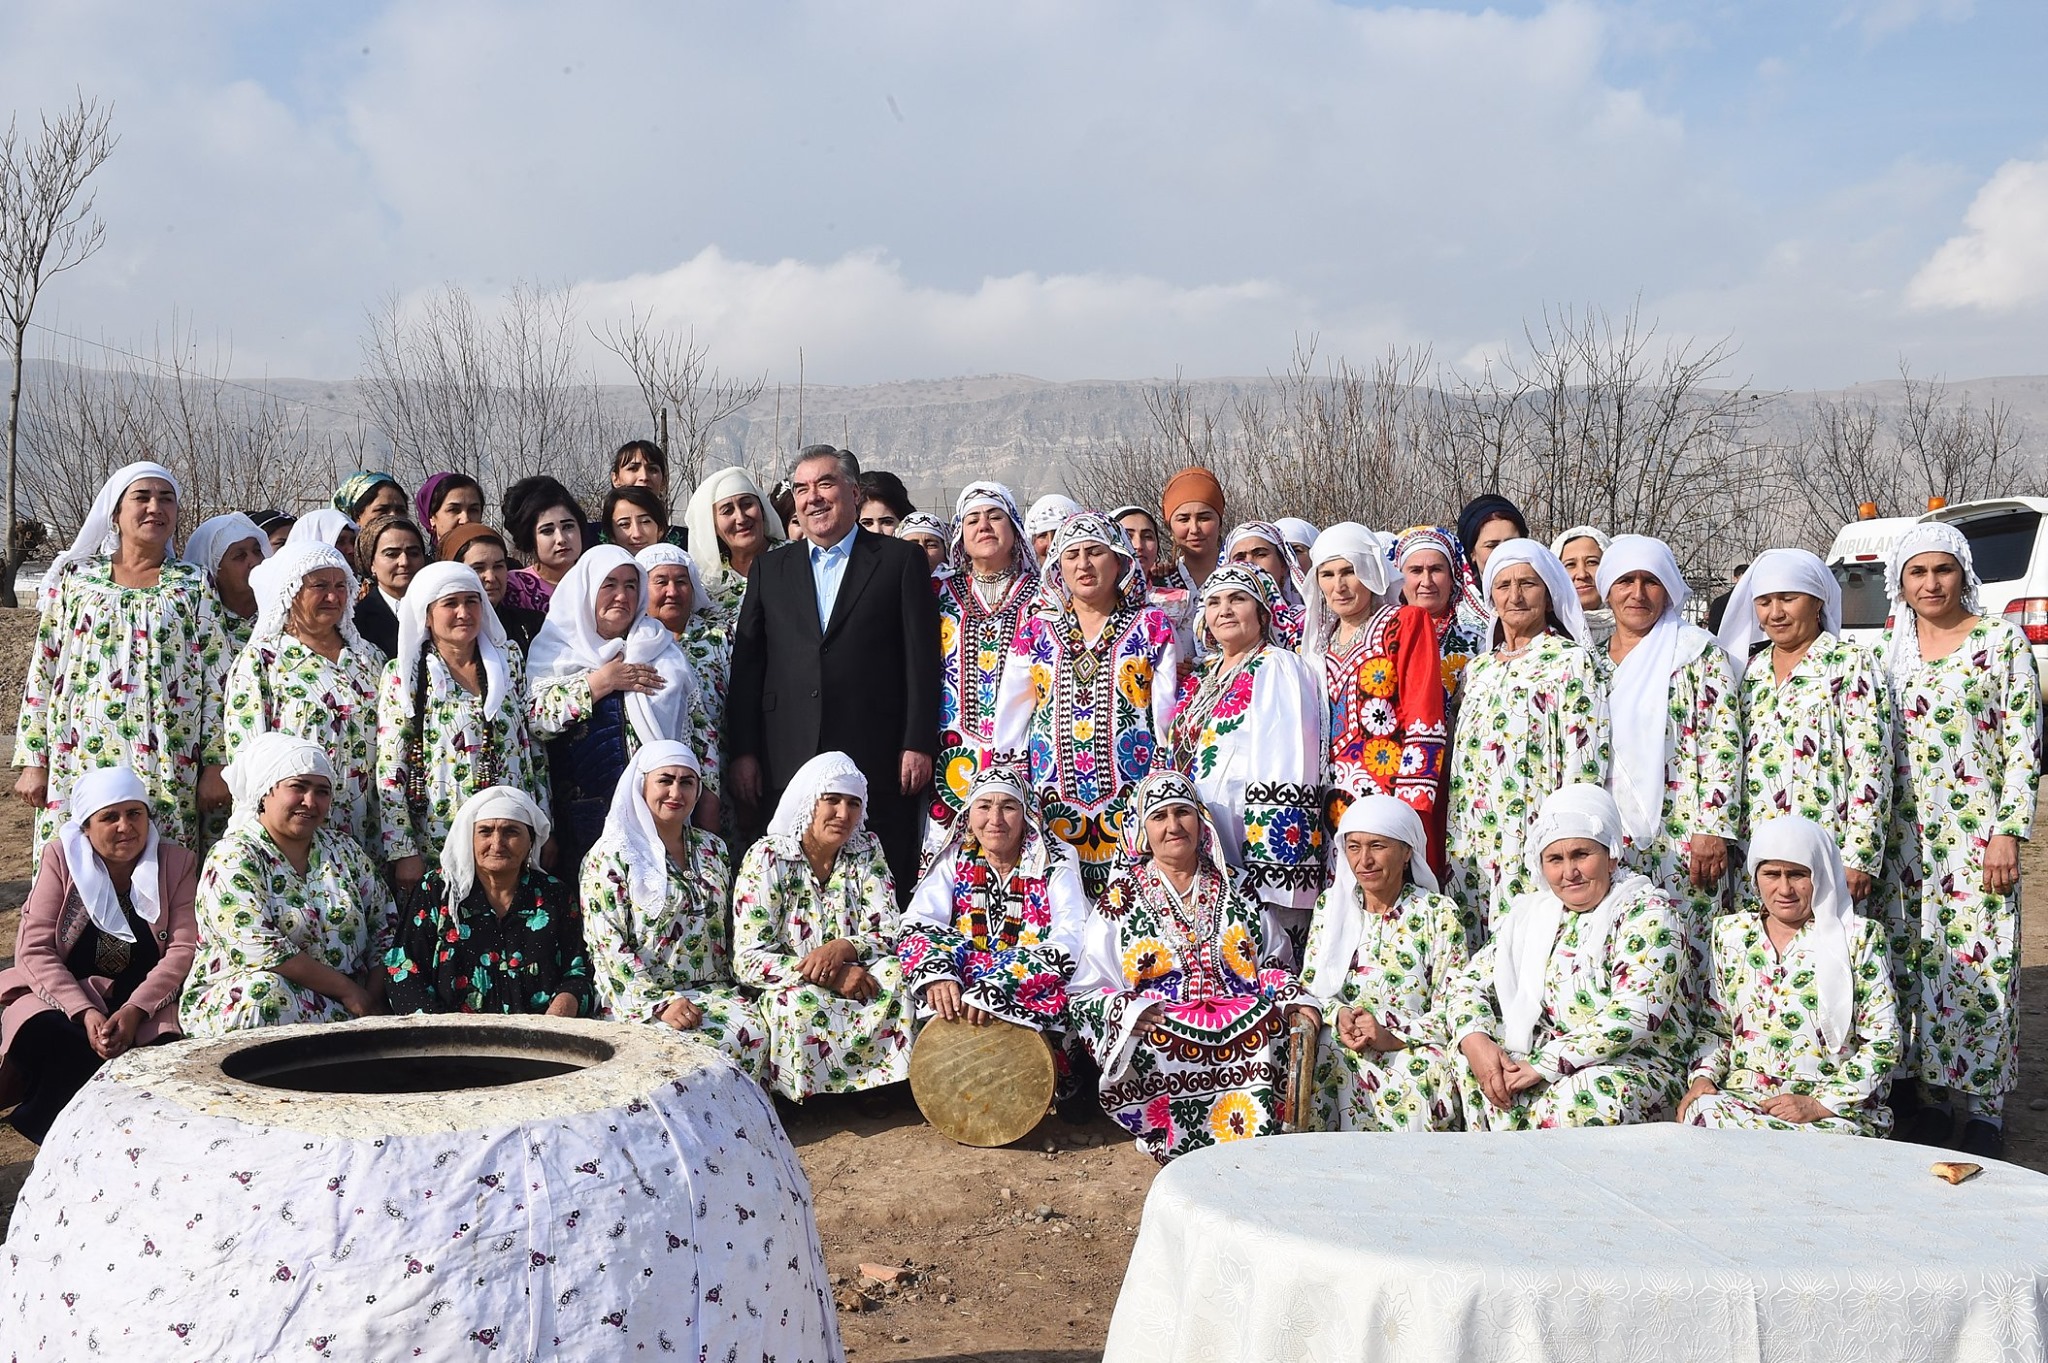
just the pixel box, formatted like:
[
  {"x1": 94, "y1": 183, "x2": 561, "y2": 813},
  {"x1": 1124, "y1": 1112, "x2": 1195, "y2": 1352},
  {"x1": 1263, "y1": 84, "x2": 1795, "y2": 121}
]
[
  {"x1": 1957, "y1": 1119, "x2": 2005, "y2": 1160},
  {"x1": 1903, "y1": 1106, "x2": 1954, "y2": 1147}
]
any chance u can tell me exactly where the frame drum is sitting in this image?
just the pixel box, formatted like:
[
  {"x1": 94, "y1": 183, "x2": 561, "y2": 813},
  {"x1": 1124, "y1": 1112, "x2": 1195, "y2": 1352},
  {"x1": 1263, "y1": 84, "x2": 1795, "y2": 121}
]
[{"x1": 910, "y1": 1016, "x2": 1056, "y2": 1147}]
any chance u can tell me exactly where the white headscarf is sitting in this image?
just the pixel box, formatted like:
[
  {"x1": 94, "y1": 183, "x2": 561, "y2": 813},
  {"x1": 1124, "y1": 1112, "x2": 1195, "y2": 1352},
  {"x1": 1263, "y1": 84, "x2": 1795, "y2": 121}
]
[
  {"x1": 225, "y1": 732, "x2": 336, "y2": 829},
  {"x1": 183, "y1": 512, "x2": 271, "y2": 581},
  {"x1": 1549, "y1": 524, "x2": 1612, "y2": 558},
  {"x1": 247, "y1": 542, "x2": 368, "y2": 651},
  {"x1": 285, "y1": 508, "x2": 358, "y2": 550},
  {"x1": 683, "y1": 466, "x2": 787, "y2": 581},
  {"x1": 395, "y1": 561, "x2": 514, "y2": 719},
  {"x1": 951, "y1": 481, "x2": 1038, "y2": 576},
  {"x1": 1025, "y1": 493, "x2": 1083, "y2": 538},
  {"x1": 1301, "y1": 795, "x2": 1438, "y2": 1012},
  {"x1": 764, "y1": 751, "x2": 869, "y2": 856},
  {"x1": 57, "y1": 766, "x2": 161, "y2": 942},
  {"x1": 592, "y1": 739, "x2": 704, "y2": 920},
  {"x1": 1491, "y1": 784, "x2": 1651, "y2": 1055},
  {"x1": 1300, "y1": 522, "x2": 1391, "y2": 663},
  {"x1": 1746, "y1": 815, "x2": 1858, "y2": 1054},
  {"x1": 41, "y1": 461, "x2": 181, "y2": 612},
  {"x1": 529, "y1": 545, "x2": 696, "y2": 747},
  {"x1": 1883, "y1": 522, "x2": 1984, "y2": 693},
  {"x1": 636, "y1": 541, "x2": 714, "y2": 619},
  {"x1": 1224, "y1": 520, "x2": 1306, "y2": 608},
  {"x1": 1480, "y1": 537, "x2": 1592, "y2": 650},
  {"x1": 1274, "y1": 517, "x2": 1320, "y2": 556},
  {"x1": 1712, "y1": 548, "x2": 1842, "y2": 679},
  {"x1": 438, "y1": 785, "x2": 551, "y2": 911},
  {"x1": 1595, "y1": 535, "x2": 1718, "y2": 845}
]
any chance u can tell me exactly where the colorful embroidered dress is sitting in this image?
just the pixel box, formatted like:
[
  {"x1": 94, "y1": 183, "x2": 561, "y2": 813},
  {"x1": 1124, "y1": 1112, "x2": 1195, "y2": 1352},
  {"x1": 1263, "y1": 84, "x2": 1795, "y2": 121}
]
[
  {"x1": 1445, "y1": 634, "x2": 1609, "y2": 932},
  {"x1": 1738, "y1": 632, "x2": 1891, "y2": 882},
  {"x1": 16, "y1": 557, "x2": 232, "y2": 854},
  {"x1": 1686, "y1": 910, "x2": 1900, "y2": 1136},
  {"x1": 579, "y1": 828, "x2": 768, "y2": 1080},
  {"x1": 1317, "y1": 603, "x2": 1447, "y2": 860},
  {"x1": 932, "y1": 569, "x2": 1040, "y2": 832},
  {"x1": 220, "y1": 638, "x2": 386, "y2": 850},
  {"x1": 1882, "y1": 617, "x2": 2038, "y2": 1103},
  {"x1": 1298, "y1": 881, "x2": 1469, "y2": 1132}
]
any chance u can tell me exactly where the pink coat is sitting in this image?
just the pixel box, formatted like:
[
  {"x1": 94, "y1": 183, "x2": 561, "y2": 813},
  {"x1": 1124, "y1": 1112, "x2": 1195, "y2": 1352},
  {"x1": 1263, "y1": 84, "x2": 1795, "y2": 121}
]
[{"x1": 0, "y1": 838, "x2": 200, "y2": 1059}]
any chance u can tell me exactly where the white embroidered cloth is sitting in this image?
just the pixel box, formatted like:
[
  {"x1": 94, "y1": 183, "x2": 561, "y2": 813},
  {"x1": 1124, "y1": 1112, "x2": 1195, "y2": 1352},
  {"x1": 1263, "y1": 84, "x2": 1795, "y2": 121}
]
[
  {"x1": 0, "y1": 1015, "x2": 842, "y2": 1361},
  {"x1": 1105, "y1": 1126, "x2": 2048, "y2": 1362}
]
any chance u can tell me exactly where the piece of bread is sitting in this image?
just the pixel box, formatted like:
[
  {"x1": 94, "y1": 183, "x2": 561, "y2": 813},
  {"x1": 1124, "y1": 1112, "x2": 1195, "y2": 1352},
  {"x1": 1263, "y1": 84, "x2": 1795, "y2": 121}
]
[{"x1": 1931, "y1": 1161, "x2": 1983, "y2": 1185}]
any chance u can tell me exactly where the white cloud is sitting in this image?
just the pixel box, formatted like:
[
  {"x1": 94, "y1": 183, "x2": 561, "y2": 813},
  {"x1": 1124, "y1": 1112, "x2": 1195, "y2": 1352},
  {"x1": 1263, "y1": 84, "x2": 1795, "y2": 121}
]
[
  {"x1": 1907, "y1": 157, "x2": 2048, "y2": 312},
  {"x1": 1836, "y1": 0, "x2": 1974, "y2": 42}
]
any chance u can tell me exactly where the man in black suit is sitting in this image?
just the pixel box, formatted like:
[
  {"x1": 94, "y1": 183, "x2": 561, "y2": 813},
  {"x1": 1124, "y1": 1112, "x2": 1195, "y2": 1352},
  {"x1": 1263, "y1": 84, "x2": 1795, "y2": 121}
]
[{"x1": 728, "y1": 445, "x2": 940, "y2": 897}]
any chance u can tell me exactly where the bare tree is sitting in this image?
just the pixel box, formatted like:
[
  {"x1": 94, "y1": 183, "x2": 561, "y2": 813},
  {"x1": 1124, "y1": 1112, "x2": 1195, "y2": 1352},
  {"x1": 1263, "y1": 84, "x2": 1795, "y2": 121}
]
[
  {"x1": 595, "y1": 309, "x2": 766, "y2": 494},
  {"x1": 0, "y1": 92, "x2": 115, "y2": 605}
]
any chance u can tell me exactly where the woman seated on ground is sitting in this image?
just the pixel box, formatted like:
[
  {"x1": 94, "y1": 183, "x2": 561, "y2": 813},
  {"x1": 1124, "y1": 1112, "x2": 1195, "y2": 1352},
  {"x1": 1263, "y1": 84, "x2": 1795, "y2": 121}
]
[
  {"x1": 1298, "y1": 795, "x2": 1469, "y2": 1133},
  {"x1": 440, "y1": 522, "x2": 545, "y2": 655},
  {"x1": 0, "y1": 769, "x2": 199, "y2": 1143},
  {"x1": 579, "y1": 742, "x2": 766, "y2": 1077},
  {"x1": 179, "y1": 735, "x2": 395, "y2": 1036},
  {"x1": 1447, "y1": 784, "x2": 1687, "y2": 1130},
  {"x1": 1068, "y1": 769, "x2": 1312, "y2": 1163},
  {"x1": 898, "y1": 761, "x2": 1090, "y2": 1031},
  {"x1": 1679, "y1": 815, "x2": 1900, "y2": 1136},
  {"x1": 385, "y1": 786, "x2": 591, "y2": 1017},
  {"x1": 731, "y1": 752, "x2": 917, "y2": 1102}
]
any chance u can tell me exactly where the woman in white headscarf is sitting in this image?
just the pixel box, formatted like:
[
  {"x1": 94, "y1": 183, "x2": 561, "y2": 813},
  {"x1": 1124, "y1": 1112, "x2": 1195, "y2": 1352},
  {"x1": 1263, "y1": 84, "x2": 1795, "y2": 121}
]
[
  {"x1": 1304, "y1": 522, "x2": 1448, "y2": 874},
  {"x1": 930, "y1": 482, "x2": 1040, "y2": 844},
  {"x1": 898, "y1": 759, "x2": 1090, "y2": 1031},
  {"x1": 898, "y1": 511, "x2": 951, "y2": 576},
  {"x1": 1550, "y1": 524, "x2": 1614, "y2": 649},
  {"x1": 638, "y1": 541, "x2": 728, "y2": 809},
  {"x1": 1596, "y1": 535, "x2": 1741, "y2": 926},
  {"x1": 730, "y1": 751, "x2": 916, "y2": 1100},
  {"x1": 288, "y1": 508, "x2": 360, "y2": 564},
  {"x1": 685, "y1": 466, "x2": 788, "y2": 629},
  {"x1": 0, "y1": 768, "x2": 199, "y2": 1143},
  {"x1": 1272, "y1": 516, "x2": 1320, "y2": 588},
  {"x1": 579, "y1": 741, "x2": 765, "y2": 1078},
  {"x1": 1223, "y1": 520, "x2": 1307, "y2": 648},
  {"x1": 1716, "y1": 547, "x2": 1891, "y2": 903},
  {"x1": 1878, "y1": 523, "x2": 2038, "y2": 1157},
  {"x1": 1679, "y1": 816, "x2": 1900, "y2": 1137},
  {"x1": 373, "y1": 561, "x2": 546, "y2": 893},
  {"x1": 383, "y1": 785, "x2": 591, "y2": 1018},
  {"x1": 993, "y1": 511, "x2": 1181, "y2": 899},
  {"x1": 1447, "y1": 784, "x2": 1687, "y2": 1129},
  {"x1": 184, "y1": 511, "x2": 273, "y2": 652},
  {"x1": 1024, "y1": 492, "x2": 1082, "y2": 564},
  {"x1": 1445, "y1": 538, "x2": 1610, "y2": 934},
  {"x1": 530, "y1": 545, "x2": 699, "y2": 870},
  {"x1": 217, "y1": 543, "x2": 387, "y2": 851},
  {"x1": 180, "y1": 733, "x2": 395, "y2": 1036},
  {"x1": 1298, "y1": 795, "x2": 1470, "y2": 1132},
  {"x1": 15, "y1": 462, "x2": 233, "y2": 857}
]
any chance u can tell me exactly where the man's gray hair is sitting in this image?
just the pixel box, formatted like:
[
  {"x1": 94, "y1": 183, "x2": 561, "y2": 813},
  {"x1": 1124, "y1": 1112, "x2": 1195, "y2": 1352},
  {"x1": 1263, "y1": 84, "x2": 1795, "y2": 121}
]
[{"x1": 790, "y1": 444, "x2": 862, "y2": 482}]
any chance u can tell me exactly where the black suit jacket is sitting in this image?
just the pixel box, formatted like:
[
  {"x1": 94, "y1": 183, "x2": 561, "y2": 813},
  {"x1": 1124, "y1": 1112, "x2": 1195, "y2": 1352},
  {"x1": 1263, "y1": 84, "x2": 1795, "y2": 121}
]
[{"x1": 727, "y1": 527, "x2": 941, "y2": 792}]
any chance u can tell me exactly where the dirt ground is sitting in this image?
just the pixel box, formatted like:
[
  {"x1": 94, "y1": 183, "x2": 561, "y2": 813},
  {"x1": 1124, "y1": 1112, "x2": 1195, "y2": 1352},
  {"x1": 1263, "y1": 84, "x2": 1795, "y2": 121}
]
[{"x1": 0, "y1": 598, "x2": 2045, "y2": 1362}]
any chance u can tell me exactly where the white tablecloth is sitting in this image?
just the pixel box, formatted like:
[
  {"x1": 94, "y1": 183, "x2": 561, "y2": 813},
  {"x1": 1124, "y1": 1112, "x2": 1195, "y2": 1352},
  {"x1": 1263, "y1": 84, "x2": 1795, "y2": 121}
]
[{"x1": 1105, "y1": 1126, "x2": 2048, "y2": 1363}]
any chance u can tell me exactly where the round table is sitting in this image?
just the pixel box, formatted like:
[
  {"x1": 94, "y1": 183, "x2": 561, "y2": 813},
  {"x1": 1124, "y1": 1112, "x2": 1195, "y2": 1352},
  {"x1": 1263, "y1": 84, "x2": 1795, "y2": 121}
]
[{"x1": 1104, "y1": 1126, "x2": 2048, "y2": 1362}]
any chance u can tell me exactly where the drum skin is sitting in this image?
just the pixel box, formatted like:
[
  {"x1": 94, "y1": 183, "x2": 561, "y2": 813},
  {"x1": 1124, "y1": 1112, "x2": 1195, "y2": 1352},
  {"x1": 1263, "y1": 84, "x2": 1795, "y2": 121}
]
[{"x1": 910, "y1": 1016, "x2": 1056, "y2": 1147}]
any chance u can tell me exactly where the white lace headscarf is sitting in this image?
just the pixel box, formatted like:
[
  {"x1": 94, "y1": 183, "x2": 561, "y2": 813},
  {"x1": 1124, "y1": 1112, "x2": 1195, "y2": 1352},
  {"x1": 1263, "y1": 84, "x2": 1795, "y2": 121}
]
[
  {"x1": 183, "y1": 512, "x2": 271, "y2": 582},
  {"x1": 225, "y1": 732, "x2": 336, "y2": 831},
  {"x1": 1712, "y1": 548, "x2": 1842, "y2": 679},
  {"x1": 1025, "y1": 493, "x2": 1083, "y2": 539},
  {"x1": 636, "y1": 541, "x2": 714, "y2": 619},
  {"x1": 591, "y1": 740, "x2": 704, "y2": 920},
  {"x1": 1595, "y1": 535, "x2": 1719, "y2": 845},
  {"x1": 1300, "y1": 521, "x2": 1390, "y2": 663},
  {"x1": 528, "y1": 545, "x2": 696, "y2": 747},
  {"x1": 438, "y1": 785, "x2": 551, "y2": 911},
  {"x1": 1883, "y1": 522, "x2": 1983, "y2": 693},
  {"x1": 58, "y1": 765, "x2": 162, "y2": 943},
  {"x1": 41, "y1": 461, "x2": 180, "y2": 612},
  {"x1": 1480, "y1": 537, "x2": 1592, "y2": 651},
  {"x1": 763, "y1": 751, "x2": 869, "y2": 858},
  {"x1": 394, "y1": 561, "x2": 514, "y2": 720},
  {"x1": 1300, "y1": 794, "x2": 1437, "y2": 1011},
  {"x1": 247, "y1": 542, "x2": 368, "y2": 651}
]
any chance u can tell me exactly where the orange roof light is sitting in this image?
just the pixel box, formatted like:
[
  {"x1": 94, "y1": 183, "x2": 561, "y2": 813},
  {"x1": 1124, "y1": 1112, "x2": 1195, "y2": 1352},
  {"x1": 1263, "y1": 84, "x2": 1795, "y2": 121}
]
[
  {"x1": 1857, "y1": 501, "x2": 1879, "y2": 520},
  {"x1": 1927, "y1": 496, "x2": 1948, "y2": 511}
]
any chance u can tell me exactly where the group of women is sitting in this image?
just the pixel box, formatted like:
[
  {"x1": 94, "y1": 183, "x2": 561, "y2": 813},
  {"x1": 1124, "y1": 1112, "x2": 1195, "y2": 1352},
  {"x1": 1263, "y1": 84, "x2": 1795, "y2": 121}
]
[{"x1": 0, "y1": 455, "x2": 2033, "y2": 1172}]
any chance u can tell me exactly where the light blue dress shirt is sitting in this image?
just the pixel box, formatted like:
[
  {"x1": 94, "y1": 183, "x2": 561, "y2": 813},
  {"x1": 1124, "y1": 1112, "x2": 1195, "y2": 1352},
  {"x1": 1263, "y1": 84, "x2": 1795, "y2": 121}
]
[{"x1": 808, "y1": 524, "x2": 858, "y2": 629}]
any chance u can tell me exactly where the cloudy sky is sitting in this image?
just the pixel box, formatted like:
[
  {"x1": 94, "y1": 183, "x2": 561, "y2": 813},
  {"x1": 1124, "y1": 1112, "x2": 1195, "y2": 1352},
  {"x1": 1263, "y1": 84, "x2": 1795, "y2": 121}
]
[{"x1": 5, "y1": 0, "x2": 2047, "y2": 390}]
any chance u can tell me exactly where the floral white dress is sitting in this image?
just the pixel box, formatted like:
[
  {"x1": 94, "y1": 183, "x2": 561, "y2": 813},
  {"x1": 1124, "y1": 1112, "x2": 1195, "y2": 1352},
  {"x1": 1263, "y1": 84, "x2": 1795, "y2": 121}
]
[
  {"x1": 178, "y1": 824, "x2": 395, "y2": 1036},
  {"x1": 730, "y1": 831, "x2": 917, "y2": 1100},
  {"x1": 1882, "y1": 617, "x2": 2039, "y2": 1101},
  {"x1": 373, "y1": 649, "x2": 548, "y2": 868},
  {"x1": 218, "y1": 637, "x2": 387, "y2": 850},
  {"x1": 15, "y1": 557, "x2": 232, "y2": 853},
  {"x1": 1738, "y1": 632, "x2": 1891, "y2": 883},
  {"x1": 1445, "y1": 634, "x2": 1610, "y2": 933},
  {"x1": 579, "y1": 828, "x2": 768, "y2": 1080}
]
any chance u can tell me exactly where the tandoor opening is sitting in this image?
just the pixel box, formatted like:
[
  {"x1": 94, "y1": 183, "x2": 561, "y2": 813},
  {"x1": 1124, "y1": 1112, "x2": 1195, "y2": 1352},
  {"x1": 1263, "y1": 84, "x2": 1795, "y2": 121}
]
[{"x1": 218, "y1": 1024, "x2": 614, "y2": 1094}]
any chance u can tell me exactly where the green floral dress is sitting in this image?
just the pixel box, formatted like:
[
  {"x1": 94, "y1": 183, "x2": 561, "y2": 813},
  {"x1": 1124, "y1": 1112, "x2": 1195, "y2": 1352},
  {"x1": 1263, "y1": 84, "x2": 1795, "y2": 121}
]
[
  {"x1": 1446, "y1": 881, "x2": 1688, "y2": 1129},
  {"x1": 579, "y1": 830, "x2": 768, "y2": 1080},
  {"x1": 530, "y1": 670, "x2": 722, "y2": 799},
  {"x1": 1882, "y1": 617, "x2": 2039, "y2": 1101},
  {"x1": 373, "y1": 648, "x2": 547, "y2": 869},
  {"x1": 1686, "y1": 911, "x2": 1900, "y2": 1136},
  {"x1": 730, "y1": 830, "x2": 916, "y2": 1100},
  {"x1": 1298, "y1": 882, "x2": 1469, "y2": 1132},
  {"x1": 218, "y1": 637, "x2": 387, "y2": 851},
  {"x1": 1738, "y1": 632, "x2": 1891, "y2": 883},
  {"x1": 178, "y1": 824, "x2": 396, "y2": 1037},
  {"x1": 1445, "y1": 634, "x2": 1610, "y2": 933},
  {"x1": 16, "y1": 557, "x2": 231, "y2": 854},
  {"x1": 221, "y1": 608, "x2": 256, "y2": 657}
]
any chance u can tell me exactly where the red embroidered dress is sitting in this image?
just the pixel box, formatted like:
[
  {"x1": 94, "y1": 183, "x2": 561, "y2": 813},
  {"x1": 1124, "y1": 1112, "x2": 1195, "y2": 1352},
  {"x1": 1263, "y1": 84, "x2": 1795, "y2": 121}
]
[{"x1": 1319, "y1": 603, "x2": 1448, "y2": 874}]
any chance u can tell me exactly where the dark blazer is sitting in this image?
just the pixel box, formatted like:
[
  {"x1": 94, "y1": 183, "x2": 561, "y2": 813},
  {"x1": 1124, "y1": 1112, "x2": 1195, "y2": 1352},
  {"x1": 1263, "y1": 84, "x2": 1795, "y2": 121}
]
[
  {"x1": 727, "y1": 527, "x2": 941, "y2": 793},
  {"x1": 354, "y1": 589, "x2": 399, "y2": 660}
]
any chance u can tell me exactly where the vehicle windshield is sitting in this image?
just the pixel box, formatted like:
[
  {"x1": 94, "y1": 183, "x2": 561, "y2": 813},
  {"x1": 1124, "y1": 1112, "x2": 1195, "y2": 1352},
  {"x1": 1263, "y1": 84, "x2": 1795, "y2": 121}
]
[
  {"x1": 1831, "y1": 561, "x2": 1891, "y2": 630},
  {"x1": 1950, "y1": 510, "x2": 2041, "y2": 585}
]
